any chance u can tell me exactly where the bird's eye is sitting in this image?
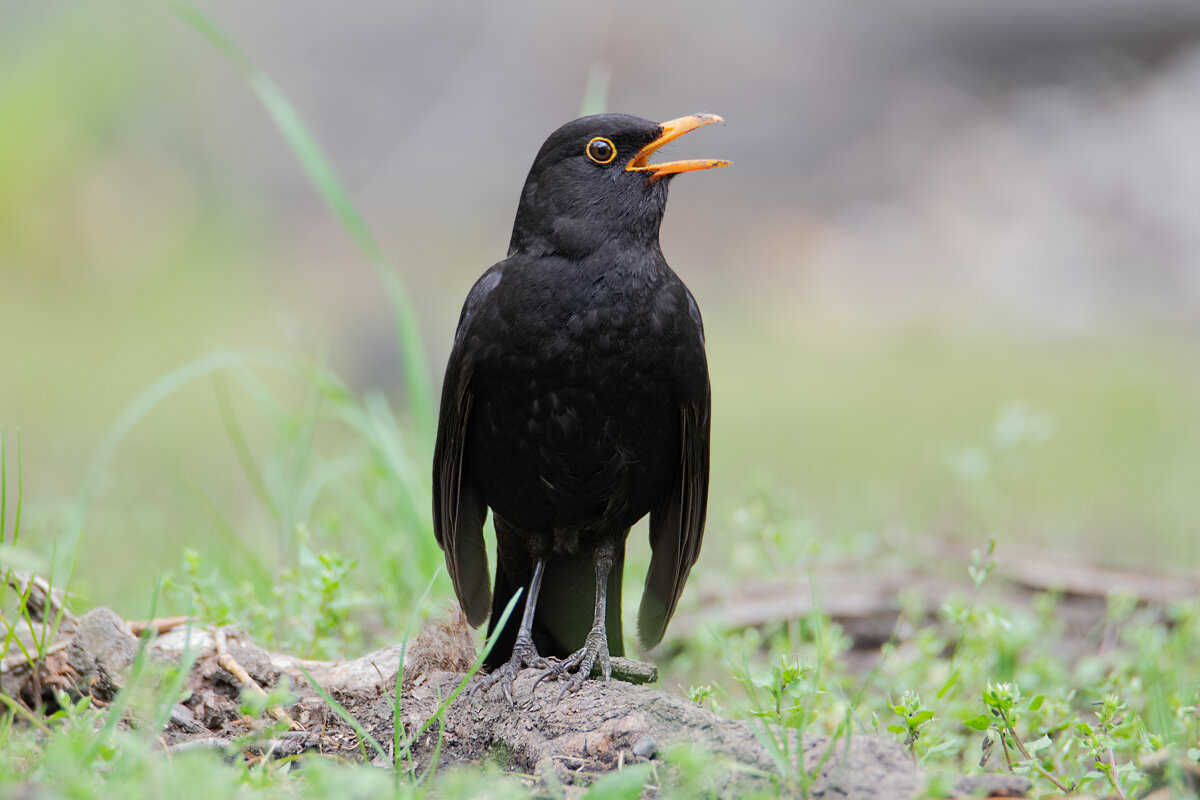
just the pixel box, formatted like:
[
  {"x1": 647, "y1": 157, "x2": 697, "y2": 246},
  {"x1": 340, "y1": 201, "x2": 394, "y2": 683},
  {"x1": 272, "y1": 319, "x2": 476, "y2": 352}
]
[{"x1": 585, "y1": 137, "x2": 616, "y2": 165}]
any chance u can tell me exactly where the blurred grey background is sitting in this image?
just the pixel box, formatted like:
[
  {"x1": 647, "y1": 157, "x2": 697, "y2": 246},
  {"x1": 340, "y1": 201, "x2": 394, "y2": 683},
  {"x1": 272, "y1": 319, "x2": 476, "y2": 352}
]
[{"x1": 193, "y1": 0, "x2": 1200, "y2": 333}]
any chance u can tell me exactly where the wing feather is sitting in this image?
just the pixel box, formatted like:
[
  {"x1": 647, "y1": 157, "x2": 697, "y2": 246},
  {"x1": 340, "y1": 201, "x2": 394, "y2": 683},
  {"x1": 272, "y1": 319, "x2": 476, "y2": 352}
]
[
  {"x1": 637, "y1": 384, "x2": 711, "y2": 650},
  {"x1": 432, "y1": 269, "x2": 504, "y2": 627}
]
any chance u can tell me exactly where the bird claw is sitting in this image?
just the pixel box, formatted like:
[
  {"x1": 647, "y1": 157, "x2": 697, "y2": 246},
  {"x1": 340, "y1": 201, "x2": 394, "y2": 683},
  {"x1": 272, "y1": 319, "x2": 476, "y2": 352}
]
[
  {"x1": 470, "y1": 636, "x2": 548, "y2": 707},
  {"x1": 532, "y1": 627, "x2": 611, "y2": 702}
]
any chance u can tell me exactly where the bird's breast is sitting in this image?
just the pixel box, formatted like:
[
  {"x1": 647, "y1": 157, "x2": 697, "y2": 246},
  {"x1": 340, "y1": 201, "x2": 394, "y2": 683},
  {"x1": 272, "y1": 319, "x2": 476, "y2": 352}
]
[{"x1": 462, "y1": 266, "x2": 700, "y2": 536}]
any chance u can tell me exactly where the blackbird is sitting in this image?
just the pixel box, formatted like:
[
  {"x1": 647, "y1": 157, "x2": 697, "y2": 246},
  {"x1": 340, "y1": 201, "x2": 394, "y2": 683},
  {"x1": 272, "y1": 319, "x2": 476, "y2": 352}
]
[{"x1": 433, "y1": 112, "x2": 726, "y2": 703}]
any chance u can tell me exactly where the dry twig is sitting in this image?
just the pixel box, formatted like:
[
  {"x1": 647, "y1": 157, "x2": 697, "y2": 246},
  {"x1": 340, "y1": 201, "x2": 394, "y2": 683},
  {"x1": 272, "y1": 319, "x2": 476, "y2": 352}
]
[{"x1": 212, "y1": 626, "x2": 302, "y2": 732}]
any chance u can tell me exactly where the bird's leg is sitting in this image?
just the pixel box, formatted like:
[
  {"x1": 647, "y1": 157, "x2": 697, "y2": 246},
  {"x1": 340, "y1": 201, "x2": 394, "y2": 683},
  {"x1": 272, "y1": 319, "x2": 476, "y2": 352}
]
[
  {"x1": 471, "y1": 558, "x2": 549, "y2": 706},
  {"x1": 534, "y1": 539, "x2": 616, "y2": 700}
]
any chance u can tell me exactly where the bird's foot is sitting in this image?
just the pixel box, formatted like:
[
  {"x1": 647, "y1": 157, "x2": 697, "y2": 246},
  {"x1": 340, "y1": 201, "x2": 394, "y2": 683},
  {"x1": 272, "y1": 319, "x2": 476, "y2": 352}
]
[
  {"x1": 470, "y1": 635, "x2": 548, "y2": 707},
  {"x1": 532, "y1": 625, "x2": 611, "y2": 701}
]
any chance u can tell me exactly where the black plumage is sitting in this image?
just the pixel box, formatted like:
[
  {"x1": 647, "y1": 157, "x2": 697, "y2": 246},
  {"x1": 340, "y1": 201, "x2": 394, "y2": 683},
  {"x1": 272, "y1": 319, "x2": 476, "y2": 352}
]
[{"x1": 432, "y1": 112, "x2": 726, "y2": 702}]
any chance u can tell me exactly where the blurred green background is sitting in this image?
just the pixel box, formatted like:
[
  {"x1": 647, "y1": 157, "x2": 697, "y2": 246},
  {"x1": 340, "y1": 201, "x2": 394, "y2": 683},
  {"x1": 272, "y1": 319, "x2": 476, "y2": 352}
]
[{"x1": 2, "y1": 1, "x2": 1198, "y2": 637}]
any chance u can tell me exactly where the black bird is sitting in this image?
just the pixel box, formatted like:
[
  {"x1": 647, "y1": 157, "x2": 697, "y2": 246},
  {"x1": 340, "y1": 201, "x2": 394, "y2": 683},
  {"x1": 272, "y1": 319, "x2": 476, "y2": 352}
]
[{"x1": 433, "y1": 112, "x2": 726, "y2": 702}]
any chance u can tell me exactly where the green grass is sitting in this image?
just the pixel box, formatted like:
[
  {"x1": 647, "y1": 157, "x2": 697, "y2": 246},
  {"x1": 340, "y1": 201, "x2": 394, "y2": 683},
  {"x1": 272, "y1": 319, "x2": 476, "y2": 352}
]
[{"x1": 696, "y1": 529, "x2": 1200, "y2": 797}]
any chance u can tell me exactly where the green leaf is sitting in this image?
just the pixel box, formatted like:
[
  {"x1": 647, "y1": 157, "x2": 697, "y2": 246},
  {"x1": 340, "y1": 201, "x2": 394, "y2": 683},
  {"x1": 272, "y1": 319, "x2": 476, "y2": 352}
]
[
  {"x1": 962, "y1": 714, "x2": 993, "y2": 731},
  {"x1": 1026, "y1": 693, "x2": 1045, "y2": 712},
  {"x1": 1026, "y1": 734, "x2": 1052, "y2": 753}
]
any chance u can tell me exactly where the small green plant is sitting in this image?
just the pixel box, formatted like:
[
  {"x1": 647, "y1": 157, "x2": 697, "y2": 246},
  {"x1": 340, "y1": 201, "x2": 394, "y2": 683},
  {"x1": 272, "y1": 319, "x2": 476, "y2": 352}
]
[
  {"x1": 888, "y1": 691, "x2": 933, "y2": 755},
  {"x1": 688, "y1": 684, "x2": 716, "y2": 709},
  {"x1": 960, "y1": 681, "x2": 1158, "y2": 798},
  {"x1": 1073, "y1": 694, "x2": 1147, "y2": 800},
  {"x1": 1, "y1": 431, "x2": 62, "y2": 685},
  {"x1": 966, "y1": 682, "x2": 1063, "y2": 787},
  {"x1": 967, "y1": 538, "x2": 996, "y2": 589},
  {"x1": 732, "y1": 653, "x2": 821, "y2": 794}
]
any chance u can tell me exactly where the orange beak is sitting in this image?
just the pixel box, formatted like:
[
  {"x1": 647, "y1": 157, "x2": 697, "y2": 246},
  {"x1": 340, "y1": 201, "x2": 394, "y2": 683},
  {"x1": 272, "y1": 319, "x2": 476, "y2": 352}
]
[{"x1": 626, "y1": 113, "x2": 729, "y2": 181}]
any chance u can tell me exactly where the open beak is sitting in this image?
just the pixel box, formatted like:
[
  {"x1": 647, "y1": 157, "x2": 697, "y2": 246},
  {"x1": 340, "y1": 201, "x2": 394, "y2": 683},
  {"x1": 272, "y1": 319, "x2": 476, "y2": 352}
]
[{"x1": 626, "y1": 113, "x2": 729, "y2": 181}]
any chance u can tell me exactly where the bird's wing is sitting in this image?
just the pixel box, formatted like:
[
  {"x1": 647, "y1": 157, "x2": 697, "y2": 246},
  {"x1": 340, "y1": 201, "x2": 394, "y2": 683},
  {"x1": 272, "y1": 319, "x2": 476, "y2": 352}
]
[
  {"x1": 638, "y1": 376, "x2": 711, "y2": 650},
  {"x1": 432, "y1": 269, "x2": 502, "y2": 627}
]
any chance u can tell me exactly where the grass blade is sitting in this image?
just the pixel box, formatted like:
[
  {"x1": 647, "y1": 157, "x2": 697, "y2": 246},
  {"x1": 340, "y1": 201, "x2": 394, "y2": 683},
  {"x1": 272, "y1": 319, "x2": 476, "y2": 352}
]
[
  {"x1": 213, "y1": 373, "x2": 280, "y2": 526},
  {"x1": 55, "y1": 349, "x2": 310, "y2": 646},
  {"x1": 392, "y1": 567, "x2": 441, "y2": 779},
  {"x1": 403, "y1": 589, "x2": 522, "y2": 751},
  {"x1": 85, "y1": 579, "x2": 163, "y2": 764},
  {"x1": 297, "y1": 663, "x2": 389, "y2": 763},
  {"x1": 9, "y1": 431, "x2": 19, "y2": 548},
  {"x1": 579, "y1": 62, "x2": 611, "y2": 117},
  {"x1": 165, "y1": 0, "x2": 434, "y2": 436},
  {"x1": 1, "y1": 430, "x2": 6, "y2": 545},
  {"x1": 149, "y1": 605, "x2": 201, "y2": 737}
]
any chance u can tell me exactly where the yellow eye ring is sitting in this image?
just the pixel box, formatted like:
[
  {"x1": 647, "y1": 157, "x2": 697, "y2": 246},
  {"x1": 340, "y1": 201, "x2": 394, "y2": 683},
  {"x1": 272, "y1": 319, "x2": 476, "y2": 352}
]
[{"x1": 586, "y1": 137, "x2": 617, "y2": 165}]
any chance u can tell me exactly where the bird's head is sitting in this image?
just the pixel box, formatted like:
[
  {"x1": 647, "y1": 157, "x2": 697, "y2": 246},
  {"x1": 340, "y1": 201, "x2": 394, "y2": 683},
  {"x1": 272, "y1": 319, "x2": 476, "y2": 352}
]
[{"x1": 508, "y1": 113, "x2": 728, "y2": 259}]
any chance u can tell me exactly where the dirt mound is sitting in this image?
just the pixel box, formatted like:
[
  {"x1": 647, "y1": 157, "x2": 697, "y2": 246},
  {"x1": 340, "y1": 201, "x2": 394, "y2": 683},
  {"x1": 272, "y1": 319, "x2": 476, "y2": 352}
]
[{"x1": 3, "y1": 571, "x2": 1033, "y2": 798}]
